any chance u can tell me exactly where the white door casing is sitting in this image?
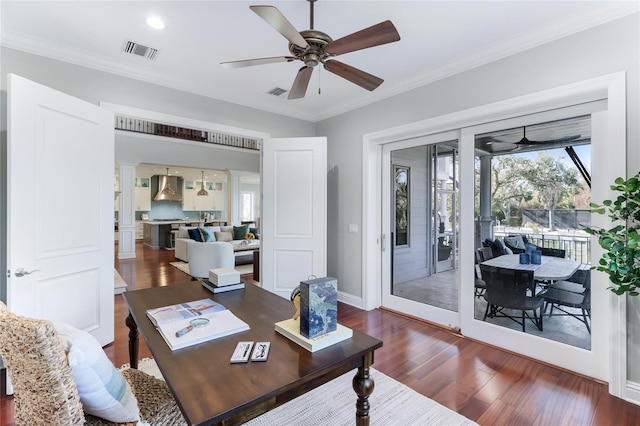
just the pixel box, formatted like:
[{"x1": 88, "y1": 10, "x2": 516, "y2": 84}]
[
  {"x1": 8, "y1": 74, "x2": 115, "y2": 345},
  {"x1": 261, "y1": 137, "x2": 327, "y2": 299}
]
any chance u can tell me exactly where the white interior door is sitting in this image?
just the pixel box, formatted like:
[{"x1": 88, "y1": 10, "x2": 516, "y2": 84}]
[
  {"x1": 8, "y1": 74, "x2": 115, "y2": 345},
  {"x1": 261, "y1": 137, "x2": 327, "y2": 299}
]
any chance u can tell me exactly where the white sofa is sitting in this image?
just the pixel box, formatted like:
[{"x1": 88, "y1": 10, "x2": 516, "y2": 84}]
[
  {"x1": 185, "y1": 240, "x2": 234, "y2": 279},
  {"x1": 175, "y1": 225, "x2": 258, "y2": 265}
]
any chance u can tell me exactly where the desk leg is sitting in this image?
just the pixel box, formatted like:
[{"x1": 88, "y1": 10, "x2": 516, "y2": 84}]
[
  {"x1": 125, "y1": 312, "x2": 139, "y2": 369},
  {"x1": 353, "y1": 351, "x2": 375, "y2": 426}
]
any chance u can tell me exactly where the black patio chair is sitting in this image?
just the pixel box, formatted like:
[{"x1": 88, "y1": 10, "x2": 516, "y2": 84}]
[
  {"x1": 476, "y1": 247, "x2": 494, "y2": 262},
  {"x1": 548, "y1": 264, "x2": 590, "y2": 294},
  {"x1": 540, "y1": 287, "x2": 591, "y2": 334},
  {"x1": 474, "y1": 250, "x2": 486, "y2": 298},
  {"x1": 480, "y1": 264, "x2": 543, "y2": 332},
  {"x1": 540, "y1": 247, "x2": 566, "y2": 258}
]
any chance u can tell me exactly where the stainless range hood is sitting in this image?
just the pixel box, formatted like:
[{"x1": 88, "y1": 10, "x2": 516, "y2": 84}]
[{"x1": 153, "y1": 175, "x2": 183, "y2": 202}]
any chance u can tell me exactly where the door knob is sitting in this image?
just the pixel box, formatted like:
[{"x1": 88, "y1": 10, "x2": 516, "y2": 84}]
[{"x1": 14, "y1": 268, "x2": 40, "y2": 278}]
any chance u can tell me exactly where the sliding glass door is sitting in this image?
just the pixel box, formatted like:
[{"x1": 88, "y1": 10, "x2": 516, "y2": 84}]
[{"x1": 381, "y1": 131, "x2": 460, "y2": 327}]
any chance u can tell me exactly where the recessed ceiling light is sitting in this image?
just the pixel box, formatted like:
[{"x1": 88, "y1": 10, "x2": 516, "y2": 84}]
[{"x1": 146, "y1": 17, "x2": 165, "y2": 30}]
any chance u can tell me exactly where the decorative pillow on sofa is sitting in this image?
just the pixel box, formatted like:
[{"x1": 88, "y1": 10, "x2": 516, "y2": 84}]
[
  {"x1": 214, "y1": 231, "x2": 234, "y2": 242},
  {"x1": 188, "y1": 228, "x2": 204, "y2": 242},
  {"x1": 200, "y1": 227, "x2": 216, "y2": 242},
  {"x1": 55, "y1": 322, "x2": 140, "y2": 423},
  {"x1": 233, "y1": 225, "x2": 249, "y2": 240},
  {"x1": 504, "y1": 235, "x2": 526, "y2": 250},
  {"x1": 178, "y1": 226, "x2": 198, "y2": 239}
]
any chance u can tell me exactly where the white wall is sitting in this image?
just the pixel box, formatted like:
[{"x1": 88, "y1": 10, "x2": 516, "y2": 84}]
[{"x1": 317, "y1": 14, "x2": 639, "y2": 378}]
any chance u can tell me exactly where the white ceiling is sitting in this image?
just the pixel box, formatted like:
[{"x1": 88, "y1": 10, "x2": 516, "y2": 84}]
[{"x1": 2, "y1": 1, "x2": 637, "y2": 122}]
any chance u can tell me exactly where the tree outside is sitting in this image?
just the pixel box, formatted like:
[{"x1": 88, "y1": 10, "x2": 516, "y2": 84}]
[{"x1": 489, "y1": 151, "x2": 586, "y2": 230}]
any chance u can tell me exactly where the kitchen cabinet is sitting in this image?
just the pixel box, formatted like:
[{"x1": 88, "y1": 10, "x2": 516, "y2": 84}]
[
  {"x1": 183, "y1": 181, "x2": 217, "y2": 211},
  {"x1": 135, "y1": 176, "x2": 151, "y2": 211},
  {"x1": 135, "y1": 221, "x2": 144, "y2": 240}
]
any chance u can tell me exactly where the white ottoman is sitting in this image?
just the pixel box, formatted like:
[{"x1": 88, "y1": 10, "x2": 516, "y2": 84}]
[{"x1": 209, "y1": 268, "x2": 240, "y2": 286}]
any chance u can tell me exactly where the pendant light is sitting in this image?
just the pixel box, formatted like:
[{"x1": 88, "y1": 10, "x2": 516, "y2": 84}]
[
  {"x1": 160, "y1": 168, "x2": 175, "y2": 195},
  {"x1": 197, "y1": 170, "x2": 209, "y2": 196}
]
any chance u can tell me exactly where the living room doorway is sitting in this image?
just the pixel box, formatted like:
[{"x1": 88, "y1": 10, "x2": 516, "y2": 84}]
[{"x1": 381, "y1": 131, "x2": 460, "y2": 328}]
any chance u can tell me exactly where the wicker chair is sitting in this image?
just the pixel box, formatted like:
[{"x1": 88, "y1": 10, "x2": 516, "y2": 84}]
[{"x1": 0, "y1": 302, "x2": 186, "y2": 425}]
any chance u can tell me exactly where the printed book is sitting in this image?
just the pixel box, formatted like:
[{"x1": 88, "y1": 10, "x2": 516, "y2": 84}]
[
  {"x1": 146, "y1": 299, "x2": 249, "y2": 350},
  {"x1": 202, "y1": 281, "x2": 245, "y2": 294},
  {"x1": 274, "y1": 318, "x2": 352, "y2": 353}
]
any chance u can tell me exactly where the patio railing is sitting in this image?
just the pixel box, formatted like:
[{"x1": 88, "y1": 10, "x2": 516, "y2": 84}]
[{"x1": 494, "y1": 227, "x2": 591, "y2": 264}]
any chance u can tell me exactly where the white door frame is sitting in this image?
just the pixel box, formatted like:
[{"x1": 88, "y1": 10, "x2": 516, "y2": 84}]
[{"x1": 362, "y1": 72, "x2": 626, "y2": 396}]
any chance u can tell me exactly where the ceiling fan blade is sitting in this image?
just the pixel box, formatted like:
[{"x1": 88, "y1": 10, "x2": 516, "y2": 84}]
[
  {"x1": 220, "y1": 56, "x2": 297, "y2": 69},
  {"x1": 517, "y1": 134, "x2": 582, "y2": 145},
  {"x1": 324, "y1": 60, "x2": 383, "y2": 91},
  {"x1": 288, "y1": 66, "x2": 313, "y2": 99},
  {"x1": 250, "y1": 5, "x2": 308, "y2": 49},
  {"x1": 325, "y1": 20, "x2": 400, "y2": 56}
]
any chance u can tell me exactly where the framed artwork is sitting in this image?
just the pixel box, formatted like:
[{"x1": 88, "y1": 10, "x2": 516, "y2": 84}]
[
  {"x1": 206, "y1": 182, "x2": 214, "y2": 191},
  {"x1": 140, "y1": 178, "x2": 150, "y2": 188},
  {"x1": 185, "y1": 180, "x2": 195, "y2": 190},
  {"x1": 214, "y1": 182, "x2": 223, "y2": 191}
]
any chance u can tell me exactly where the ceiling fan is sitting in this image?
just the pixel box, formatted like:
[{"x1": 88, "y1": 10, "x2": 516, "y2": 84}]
[
  {"x1": 220, "y1": 0, "x2": 401, "y2": 99},
  {"x1": 490, "y1": 126, "x2": 582, "y2": 146}
]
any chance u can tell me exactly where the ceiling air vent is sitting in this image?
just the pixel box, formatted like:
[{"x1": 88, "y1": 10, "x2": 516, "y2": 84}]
[
  {"x1": 267, "y1": 87, "x2": 288, "y2": 97},
  {"x1": 123, "y1": 40, "x2": 158, "y2": 60}
]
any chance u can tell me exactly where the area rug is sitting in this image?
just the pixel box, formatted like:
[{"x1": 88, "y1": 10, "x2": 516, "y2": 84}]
[
  {"x1": 124, "y1": 358, "x2": 477, "y2": 426},
  {"x1": 170, "y1": 261, "x2": 253, "y2": 277}
]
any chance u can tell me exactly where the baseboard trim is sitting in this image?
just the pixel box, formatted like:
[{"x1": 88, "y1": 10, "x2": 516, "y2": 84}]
[{"x1": 338, "y1": 291, "x2": 364, "y2": 309}]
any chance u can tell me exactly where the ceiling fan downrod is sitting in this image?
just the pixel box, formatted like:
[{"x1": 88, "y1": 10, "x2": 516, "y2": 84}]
[{"x1": 309, "y1": 0, "x2": 316, "y2": 30}]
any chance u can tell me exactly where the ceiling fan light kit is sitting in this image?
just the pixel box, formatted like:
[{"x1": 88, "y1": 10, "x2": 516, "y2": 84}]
[{"x1": 221, "y1": 0, "x2": 401, "y2": 100}]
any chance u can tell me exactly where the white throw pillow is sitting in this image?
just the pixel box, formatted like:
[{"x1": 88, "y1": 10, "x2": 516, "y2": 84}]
[{"x1": 55, "y1": 322, "x2": 140, "y2": 423}]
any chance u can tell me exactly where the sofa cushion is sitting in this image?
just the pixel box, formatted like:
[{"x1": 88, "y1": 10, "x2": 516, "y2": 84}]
[
  {"x1": 504, "y1": 235, "x2": 526, "y2": 250},
  {"x1": 233, "y1": 225, "x2": 249, "y2": 240},
  {"x1": 188, "y1": 228, "x2": 204, "y2": 242},
  {"x1": 178, "y1": 226, "x2": 198, "y2": 239},
  {"x1": 55, "y1": 322, "x2": 140, "y2": 423},
  {"x1": 201, "y1": 227, "x2": 216, "y2": 242},
  {"x1": 214, "y1": 231, "x2": 234, "y2": 242}
]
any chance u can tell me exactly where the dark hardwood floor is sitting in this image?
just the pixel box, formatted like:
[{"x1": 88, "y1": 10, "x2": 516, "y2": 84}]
[{"x1": 2, "y1": 241, "x2": 640, "y2": 425}]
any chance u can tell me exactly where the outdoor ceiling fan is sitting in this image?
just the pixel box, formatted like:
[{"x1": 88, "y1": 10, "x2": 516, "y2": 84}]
[
  {"x1": 490, "y1": 126, "x2": 582, "y2": 146},
  {"x1": 220, "y1": 0, "x2": 401, "y2": 99}
]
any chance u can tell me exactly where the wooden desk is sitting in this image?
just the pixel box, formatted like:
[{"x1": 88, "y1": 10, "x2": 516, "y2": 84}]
[
  {"x1": 123, "y1": 283, "x2": 382, "y2": 426},
  {"x1": 481, "y1": 254, "x2": 580, "y2": 281}
]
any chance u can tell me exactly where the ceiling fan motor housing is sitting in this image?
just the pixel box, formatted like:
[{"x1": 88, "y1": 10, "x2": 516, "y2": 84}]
[{"x1": 289, "y1": 29, "x2": 333, "y2": 67}]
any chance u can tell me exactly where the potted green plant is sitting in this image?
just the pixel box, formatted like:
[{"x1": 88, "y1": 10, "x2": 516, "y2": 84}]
[{"x1": 583, "y1": 172, "x2": 640, "y2": 296}]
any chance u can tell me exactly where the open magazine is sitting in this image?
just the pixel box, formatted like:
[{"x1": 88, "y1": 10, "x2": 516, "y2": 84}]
[
  {"x1": 146, "y1": 298, "x2": 249, "y2": 351},
  {"x1": 146, "y1": 298, "x2": 225, "y2": 327}
]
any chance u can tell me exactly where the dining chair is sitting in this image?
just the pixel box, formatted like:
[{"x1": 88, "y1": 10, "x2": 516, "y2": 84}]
[
  {"x1": 539, "y1": 247, "x2": 566, "y2": 258},
  {"x1": 540, "y1": 287, "x2": 591, "y2": 334},
  {"x1": 548, "y1": 264, "x2": 590, "y2": 294},
  {"x1": 480, "y1": 264, "x2": 543, "y2": 332},
  {"x1": 477, "y1": 247, "x2": 494, "y2": 262},
  {"x1": 474, "y1": 250, "x2": 486, "y2": 298}
]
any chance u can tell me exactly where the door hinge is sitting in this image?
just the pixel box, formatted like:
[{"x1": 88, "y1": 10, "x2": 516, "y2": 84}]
[{"x1": 381, "y1": 234, "x2": 386, "y2": 251}]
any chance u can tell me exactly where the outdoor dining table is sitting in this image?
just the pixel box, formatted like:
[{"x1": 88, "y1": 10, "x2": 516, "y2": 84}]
[{"x1": 481, "y1": 254, "x2": 580, "y2": 281}]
